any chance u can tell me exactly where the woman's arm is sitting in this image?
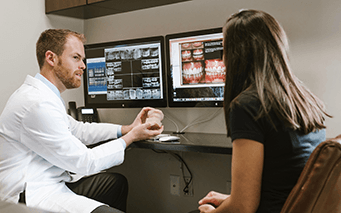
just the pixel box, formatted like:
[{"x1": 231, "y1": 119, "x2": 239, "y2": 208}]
[{"x1": 199, "y1": 138, "x2": 264, "y2": 213}]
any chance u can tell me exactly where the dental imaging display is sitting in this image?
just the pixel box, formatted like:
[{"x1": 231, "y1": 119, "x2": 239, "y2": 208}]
[
  {"x1": 83, "y1": 36, "x2": 166, "y2": 108},
  {"x1": 166, "y1": 28, "x2": 225, "y2": 107}
]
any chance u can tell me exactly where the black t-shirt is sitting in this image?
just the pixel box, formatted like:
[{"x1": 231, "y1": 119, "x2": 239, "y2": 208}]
[{"x1": 229, "y1": 92, "x2": 325, "y2": 213}]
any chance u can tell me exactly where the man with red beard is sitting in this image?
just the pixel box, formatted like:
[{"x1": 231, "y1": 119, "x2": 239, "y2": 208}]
[{"x1": 0, "y1": 29, "x2": 164, "y2": 213}]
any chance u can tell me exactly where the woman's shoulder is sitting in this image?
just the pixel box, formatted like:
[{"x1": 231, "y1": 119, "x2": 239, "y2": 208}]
[{"x1": 232, "y1": 90, "x2": 261, "y2": 111}]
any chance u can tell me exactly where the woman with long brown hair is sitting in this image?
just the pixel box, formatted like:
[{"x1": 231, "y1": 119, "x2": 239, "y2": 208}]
[{"x1": 198, "y1": 9, "x2": 330, "y2": 213}]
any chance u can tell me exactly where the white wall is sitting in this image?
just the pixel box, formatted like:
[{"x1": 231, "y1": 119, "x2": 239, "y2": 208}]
[{"x1": 0, "y1": 1, "x2": 84, "y2": 111}]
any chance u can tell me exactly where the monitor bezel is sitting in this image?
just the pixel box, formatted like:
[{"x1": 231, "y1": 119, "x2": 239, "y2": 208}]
[
  {"x1": 83, "y1": 36, "x2": 167, "y2": 108},
  {"x1": 165, "y1": 27, "x2": 224, "y2": 108}
]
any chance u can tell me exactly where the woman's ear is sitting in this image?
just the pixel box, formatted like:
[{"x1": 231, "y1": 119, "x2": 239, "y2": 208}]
[{"x1": 45, "y1": 50, "x2": 57, "y2": 67}]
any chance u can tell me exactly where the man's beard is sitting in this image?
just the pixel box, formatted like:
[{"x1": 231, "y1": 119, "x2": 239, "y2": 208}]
[{"x1": 54, "y1": 60, "x2": 81, "y2": 89}]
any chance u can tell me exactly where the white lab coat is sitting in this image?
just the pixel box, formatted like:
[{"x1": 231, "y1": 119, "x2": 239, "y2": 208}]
[{"x1": 0, "y1": 75, "x2": 126, "y2": 212}]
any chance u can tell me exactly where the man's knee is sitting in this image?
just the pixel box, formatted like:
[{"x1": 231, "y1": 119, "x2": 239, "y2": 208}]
[
  {"x1": 110, "y1": 173, "x2": 128, "y2": 188},
  {"x1": 100, "y1": 172, "x2": 128, "y2": 193},
  {"x1": 98, "y1": 172, "x2": 128, "y2": 211},
  {"x1": 91, "y1": 205, "x2": 125, "y2": 213}
]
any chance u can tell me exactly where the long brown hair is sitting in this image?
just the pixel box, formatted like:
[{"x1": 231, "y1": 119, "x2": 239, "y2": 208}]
[
  {"x1": 223, "y1": 9, "x2": 330, "y2": 135},
  {"x1": 36, "y1": 29, "x2": 86, "y2": 69}
]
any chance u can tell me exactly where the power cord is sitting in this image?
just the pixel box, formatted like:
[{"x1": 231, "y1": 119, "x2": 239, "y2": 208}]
[
  {"x1": 166, "y1": 151, "x2": 192, "y2": 194},
  {"x1": 164, "y1": 113, "x2": 180, "y2": 133},
  {"x1": 152, "y1": 149, "x2": 192, "y2": 194},
  {"x1": 179, "y1": 108, "x2": 222, "y2": 133}
]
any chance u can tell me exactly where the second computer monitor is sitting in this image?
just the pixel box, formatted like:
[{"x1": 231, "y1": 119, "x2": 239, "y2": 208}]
[{"x1": 166, "y1": 28, "x2": 225, "y2": 107}]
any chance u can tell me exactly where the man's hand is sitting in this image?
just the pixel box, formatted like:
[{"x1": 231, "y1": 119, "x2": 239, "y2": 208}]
[
  {"x1": 120, "y1": 107, "x2": 164, "y2": 146},
  {"x1": 121, "y1": 122, "x2": 164, "y2": 146},
  {"x1": 122, "y1": 107, "x2": 164, "y2": 134}
]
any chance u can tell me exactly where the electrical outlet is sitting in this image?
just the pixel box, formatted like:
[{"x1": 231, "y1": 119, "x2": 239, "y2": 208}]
[
  {"x1": 170, "y1": 175, "x2": 180, "y2": 196},
  {"x1": 183, "y1": 176, "x2": 194, "y2": 196}
]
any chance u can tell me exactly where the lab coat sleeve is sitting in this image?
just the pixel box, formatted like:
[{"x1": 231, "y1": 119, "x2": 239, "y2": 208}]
[
  {"x1": 67, "y1": 115, "x2": 121, "y2": 145},
  {"x1": 20, "y1": 100, "x2": 125, "y2": 176}
]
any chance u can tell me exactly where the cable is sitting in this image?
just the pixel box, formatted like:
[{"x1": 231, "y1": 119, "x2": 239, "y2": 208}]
[
  {"x1": 151, "y1": 149, "x2": 167, "y2": 154},
  {"x1": 164, "y1": 113, "x2": 180, "y2": 133},
  {"x1": 166, "y1": 151, "x2": 192, "y2": 194},
  {"x1": 152, "y1": 149, "x2": 192, "y2": 194},
  {"x1": 180, "y1": 108, "x2": 222, "y2": 133}
]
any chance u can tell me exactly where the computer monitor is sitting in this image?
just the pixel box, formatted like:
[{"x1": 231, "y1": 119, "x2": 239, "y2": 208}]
[
  {"x1": 83, "y1": 36, "x2": 167, "y2": 108},
  {"x1": 166, "y1": 28, "x2": 225, "y2": 107}
]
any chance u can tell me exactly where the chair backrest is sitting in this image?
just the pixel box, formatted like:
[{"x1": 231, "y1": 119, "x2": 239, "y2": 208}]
[{"x1": 281, "y1": 136, "x2": 341, "y2": 213}]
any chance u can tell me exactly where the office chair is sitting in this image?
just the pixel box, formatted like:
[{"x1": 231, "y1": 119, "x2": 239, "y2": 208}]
[{"x1": 280, "y1": 135, "x2": 341, "y2": 213}]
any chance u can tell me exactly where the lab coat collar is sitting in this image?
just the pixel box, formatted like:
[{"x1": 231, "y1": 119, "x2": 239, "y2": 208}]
[
  {"x1": 34, "y1": 73, "x2": 65, "y2": 106},
  {"x1": 24, "y1": 75, "x2": 65, "y2": 107}
]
